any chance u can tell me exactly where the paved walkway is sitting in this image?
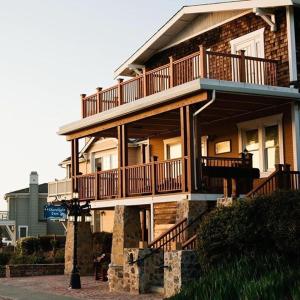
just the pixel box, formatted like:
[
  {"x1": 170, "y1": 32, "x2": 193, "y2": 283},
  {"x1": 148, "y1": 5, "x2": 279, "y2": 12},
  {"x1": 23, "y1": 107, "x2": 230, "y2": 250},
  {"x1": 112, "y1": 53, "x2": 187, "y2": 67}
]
[{"x1": 0, "y1": 276, "x2": 162, "y2": 300}]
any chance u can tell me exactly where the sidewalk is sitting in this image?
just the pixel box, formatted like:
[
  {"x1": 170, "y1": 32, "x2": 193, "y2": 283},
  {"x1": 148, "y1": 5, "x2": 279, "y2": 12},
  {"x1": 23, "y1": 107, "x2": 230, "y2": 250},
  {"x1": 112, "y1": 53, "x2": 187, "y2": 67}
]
[{"x1": 0, "y1": 275, "x2": 162, "y2": 300}]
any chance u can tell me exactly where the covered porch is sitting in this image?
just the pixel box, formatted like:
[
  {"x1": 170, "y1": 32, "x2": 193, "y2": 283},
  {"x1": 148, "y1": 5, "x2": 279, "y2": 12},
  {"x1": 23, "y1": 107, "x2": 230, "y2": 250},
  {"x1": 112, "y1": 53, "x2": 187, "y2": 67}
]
[{"x1": 71, "y1": 90, "x2": 296, "y2": 202}]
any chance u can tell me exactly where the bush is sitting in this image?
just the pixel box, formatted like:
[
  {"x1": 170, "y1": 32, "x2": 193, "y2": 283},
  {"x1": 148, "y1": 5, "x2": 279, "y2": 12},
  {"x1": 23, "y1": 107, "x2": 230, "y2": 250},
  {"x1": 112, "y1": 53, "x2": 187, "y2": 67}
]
[
  {"x1": 0, "y1": 253, "x2": 11, "y2": 265},
  {"x1": 169, "y1": 255, "x2": 300, "y2": 300},
  {"x1": 197, "y1": 191, "x2": 300, "y2": 269},
  {"x1": 16, "y1": 237, "x2": 39, "y2": 255},
  {"x1": 9, "y1": 254, "x2": 45, "y2": 265},
  {"x1": 39, "y1": 235, "x2": 65, "y2": 252},
  {"x1": 54, "y1": 248, "x2": 65, "y2": 263},
  {"x1": 92, "y1": 232, "x2": 112, "y2": 255}
]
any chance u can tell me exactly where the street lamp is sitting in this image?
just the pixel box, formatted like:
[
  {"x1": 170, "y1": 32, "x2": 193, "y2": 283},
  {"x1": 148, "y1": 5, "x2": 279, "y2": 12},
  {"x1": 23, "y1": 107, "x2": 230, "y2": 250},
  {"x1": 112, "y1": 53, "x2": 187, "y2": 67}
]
[{"x1": 62, "y1": 191, "x2": 91, "y2": 289}]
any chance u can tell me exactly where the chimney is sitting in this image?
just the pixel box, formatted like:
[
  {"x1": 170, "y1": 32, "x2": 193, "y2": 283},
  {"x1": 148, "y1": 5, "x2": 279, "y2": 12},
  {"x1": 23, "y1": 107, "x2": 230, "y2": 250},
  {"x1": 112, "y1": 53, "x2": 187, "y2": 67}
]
[{"x1": 30, "y1": 171, "x2": 38, "y2": 185}]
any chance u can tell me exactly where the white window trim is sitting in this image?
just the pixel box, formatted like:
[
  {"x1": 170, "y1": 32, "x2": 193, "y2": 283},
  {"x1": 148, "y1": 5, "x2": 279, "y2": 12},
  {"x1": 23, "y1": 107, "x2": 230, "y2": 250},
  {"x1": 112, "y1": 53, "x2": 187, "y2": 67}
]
[
  {"x1": 237, "y1": 114, "x2": 284, "y2": 177},
  {"x1": 230, "y1": 27, "x2": 265, "y2": 57},
  {"x1": 18, "y1": 225, "x2": 28, "y2": 238},
  {"x1": 91, "y1": 149, "x2": 118, "y2": 172},
  {"x1": 163, "y1": 137, "x2": 181, "y2": 160}
]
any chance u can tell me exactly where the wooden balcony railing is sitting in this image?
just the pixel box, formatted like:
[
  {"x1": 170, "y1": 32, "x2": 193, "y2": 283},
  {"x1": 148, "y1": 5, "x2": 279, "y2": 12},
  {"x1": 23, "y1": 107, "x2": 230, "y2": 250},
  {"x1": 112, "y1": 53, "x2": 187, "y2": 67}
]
[
  {"x1": 201, "y1": 156, "x2": 252, "y2": 168},
  {"x1": 82, "y1": 46, "x2": 279, "y2": 118}
]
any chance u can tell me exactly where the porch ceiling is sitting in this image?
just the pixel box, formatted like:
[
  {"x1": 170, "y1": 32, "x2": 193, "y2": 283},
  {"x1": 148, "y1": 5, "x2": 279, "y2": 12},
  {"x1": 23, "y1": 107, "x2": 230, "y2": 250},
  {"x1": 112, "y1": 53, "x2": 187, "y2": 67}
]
[
  {"x1": 92, "y1": 91, "x2": 294, "y2": 140},
  {"x1": 196, "y1": 92, "x2": 294, "y2": 126}
]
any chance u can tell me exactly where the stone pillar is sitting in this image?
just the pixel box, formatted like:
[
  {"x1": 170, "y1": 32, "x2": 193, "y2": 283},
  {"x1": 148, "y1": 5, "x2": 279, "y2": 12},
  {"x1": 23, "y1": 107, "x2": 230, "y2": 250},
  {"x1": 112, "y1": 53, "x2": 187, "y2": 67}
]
[
  {"x1": 164, "y1": 250, "x2": 199, "y2": 298},
  {"x1": 110, "y1": 205, "x2": 142, "y2": 266},
  {"x1": 64, "y1": 221, "x2": 93, "y2": 276},
  {"x1": 108, "y1": 205, "x2": 142, "y2": 292}
]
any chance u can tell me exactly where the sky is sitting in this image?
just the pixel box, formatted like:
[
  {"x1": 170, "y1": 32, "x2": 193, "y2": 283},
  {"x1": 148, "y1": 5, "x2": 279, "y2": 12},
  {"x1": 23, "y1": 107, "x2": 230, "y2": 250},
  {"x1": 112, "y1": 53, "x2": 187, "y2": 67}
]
[{"x1": 0, "y1": 0, "x2": 227, "y2": 210}]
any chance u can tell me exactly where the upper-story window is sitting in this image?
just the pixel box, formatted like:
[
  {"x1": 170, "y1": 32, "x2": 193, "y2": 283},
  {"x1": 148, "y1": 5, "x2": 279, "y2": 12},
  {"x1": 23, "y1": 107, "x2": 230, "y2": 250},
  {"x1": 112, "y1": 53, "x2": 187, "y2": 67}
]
[
  {"x1": 94, "y1": 152, "x2": 118, "y2": 172},
  {"x1": 238, "y1": 114, "x2": 283, "y2": 176}
]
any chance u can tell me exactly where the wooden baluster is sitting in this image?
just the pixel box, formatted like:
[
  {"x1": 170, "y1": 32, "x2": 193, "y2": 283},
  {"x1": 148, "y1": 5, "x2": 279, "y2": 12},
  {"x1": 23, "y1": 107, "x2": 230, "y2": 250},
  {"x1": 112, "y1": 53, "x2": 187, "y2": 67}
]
[
  {"x1": 96, "y1": 87, "x2": 102, "y2": 113},
  {"x1": 117, "y1": 78, "x2": 124, "y2": 106},
  {"x1": 81, "y1": 94, "x2": 86, "y2": 118},
  {"x1": 199, "y1": 45, "x2": 207, "y2": 78},
  {"x1": 239, "y1": 50, "x2": 246, "y2": 83},
  {"x1": 142, "y1": 67, "x2": 147, "y2": 97},
  {"x1": 169, "y1": 56, "x2": 174, "y2": 88}
]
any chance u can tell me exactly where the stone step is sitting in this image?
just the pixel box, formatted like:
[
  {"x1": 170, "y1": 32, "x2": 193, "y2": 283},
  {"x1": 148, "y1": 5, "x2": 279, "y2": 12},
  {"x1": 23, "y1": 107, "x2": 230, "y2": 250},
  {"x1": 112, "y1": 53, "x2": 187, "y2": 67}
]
[{"x1": 149, "y1": 285, "x2": 164, "y2": 295}]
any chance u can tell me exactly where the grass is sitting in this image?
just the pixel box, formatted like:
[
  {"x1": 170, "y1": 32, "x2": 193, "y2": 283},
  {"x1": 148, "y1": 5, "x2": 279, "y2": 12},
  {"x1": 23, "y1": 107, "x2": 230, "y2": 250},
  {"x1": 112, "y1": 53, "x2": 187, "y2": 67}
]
[{"x1": 168, "y1": 255, "x2": 300, "y2": 300}]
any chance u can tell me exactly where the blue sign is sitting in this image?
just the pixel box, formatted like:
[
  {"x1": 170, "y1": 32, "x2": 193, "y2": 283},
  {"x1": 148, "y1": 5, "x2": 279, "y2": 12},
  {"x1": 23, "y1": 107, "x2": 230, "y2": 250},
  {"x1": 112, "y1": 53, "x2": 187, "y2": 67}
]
[{"x1": 44, "y1": 205, "x2": 67, "y2": 220}]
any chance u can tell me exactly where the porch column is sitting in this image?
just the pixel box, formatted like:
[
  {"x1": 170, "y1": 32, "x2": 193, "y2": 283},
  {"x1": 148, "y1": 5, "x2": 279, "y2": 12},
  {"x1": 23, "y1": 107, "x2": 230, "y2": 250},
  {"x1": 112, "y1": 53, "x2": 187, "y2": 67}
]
[
  {"x1": 122, "y1": 125, "x2": 128, "y2": 197},
  {"x1": 71, "y1": 138, "x2": 79, "y2": 193},
  {"x1": 117, "y1": 126, "x2": 123, "y2": 198},
  {"x1": 180, "y1": 107, "x2": 187, "y2": 192},
  {"x1": 185, "y1": 106, "x2": 196, "y2": 192}
]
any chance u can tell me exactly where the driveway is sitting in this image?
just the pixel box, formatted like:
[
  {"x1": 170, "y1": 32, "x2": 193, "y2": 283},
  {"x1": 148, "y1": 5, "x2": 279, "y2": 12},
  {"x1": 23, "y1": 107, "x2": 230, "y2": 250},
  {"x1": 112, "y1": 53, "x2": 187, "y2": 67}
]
[{"x1": 0, "y1": 275, "x2": 162, "y2": 300}]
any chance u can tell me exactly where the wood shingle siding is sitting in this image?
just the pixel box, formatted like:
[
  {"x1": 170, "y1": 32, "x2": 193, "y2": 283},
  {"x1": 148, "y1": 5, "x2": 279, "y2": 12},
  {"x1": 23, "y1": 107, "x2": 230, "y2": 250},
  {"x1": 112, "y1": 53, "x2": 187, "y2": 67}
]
[{"x1": 146, "y1": 8, "x2": 289, "y2": 87}]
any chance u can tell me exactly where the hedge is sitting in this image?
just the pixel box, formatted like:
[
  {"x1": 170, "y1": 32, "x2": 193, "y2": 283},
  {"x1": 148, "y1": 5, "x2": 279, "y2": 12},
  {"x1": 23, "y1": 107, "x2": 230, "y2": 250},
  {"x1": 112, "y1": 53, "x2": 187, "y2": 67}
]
[{"x1": 197, "y1": 190, "x2": 300, "y2": 270}]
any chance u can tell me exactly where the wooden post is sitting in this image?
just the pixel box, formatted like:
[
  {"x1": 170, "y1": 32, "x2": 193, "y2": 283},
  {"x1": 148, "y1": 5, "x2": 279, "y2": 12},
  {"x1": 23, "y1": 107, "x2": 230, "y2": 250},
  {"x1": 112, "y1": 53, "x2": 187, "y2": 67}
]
[
  {"x1": 142, "y1": 67, "x2": 147, "y2": 98},
  {"x1": 169, "y1": 56, "x2": 174, "y2": 88},
  {"x1": 151, "y1": 157, "x2": 157, "y2": 195},
  {"x1": 81, "y1": 94, "x2": 86, "y2": 118},
  {"x1": 117, "y1": 126, "x2": 123, "y2": 198},
  {"x1": 185, "y1": 106, "x2": 195, "y2": 192},
  {"x1": 199, "y1": 45, "x2": 207, "y2": 78},
  {"x1": 282, "y1": 164, "x2": 291, "y2": 190},
  {"x1": 122, "y1": 125, "x2": 128, "y2": 198},
  {"x1": 180, "y1": 107, "x2": 187, "y2": 192},
  {"x1": 239, "y1": 50, "x2": 246, "y2": 83},
  {"x1": 95, "y1": 170, "x2": 99, "y2": 201},
  {"x1": 117, "y1": 78, "x2": 124, "y2": 106},
  {"x1": 71, "y1": 139, "x2": 79, "y2": 193},
  {"x1": 96, "y1": 87, "x2": 102, "y2": 113},
  {"x1": 231, "y1": 178, "x2": 238, "y2": 199}
]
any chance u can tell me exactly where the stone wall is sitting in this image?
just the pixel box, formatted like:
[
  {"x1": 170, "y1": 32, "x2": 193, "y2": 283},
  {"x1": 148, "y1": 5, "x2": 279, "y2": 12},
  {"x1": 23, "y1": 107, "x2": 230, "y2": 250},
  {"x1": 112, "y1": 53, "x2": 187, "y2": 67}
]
[
  {"x1": 295, "y1": 7, "x2": 300, "y2": 84},
  {"x1": 146, "y1": 8, "x2": 289, "y2": 87},
  {"x1": 6, "y1": 264, "x2": 64, "y2": 278},
  {"x1": 164, "y1": 250, "x2": 200, "y2": 298},
  {"x1": 64, "y1": 221, "x2": 93, "y2": 276}
]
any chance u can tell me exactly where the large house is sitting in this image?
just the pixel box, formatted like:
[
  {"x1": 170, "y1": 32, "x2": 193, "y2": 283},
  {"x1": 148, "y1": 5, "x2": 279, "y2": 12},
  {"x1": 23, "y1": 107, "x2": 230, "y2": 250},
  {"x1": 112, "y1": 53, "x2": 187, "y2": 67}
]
[
  {"x1": 54, "y1": 0, "x2": 300, "y2": 292},
  {"x1": 4, "y1": 172, "x2": 65, "y2": 243}
]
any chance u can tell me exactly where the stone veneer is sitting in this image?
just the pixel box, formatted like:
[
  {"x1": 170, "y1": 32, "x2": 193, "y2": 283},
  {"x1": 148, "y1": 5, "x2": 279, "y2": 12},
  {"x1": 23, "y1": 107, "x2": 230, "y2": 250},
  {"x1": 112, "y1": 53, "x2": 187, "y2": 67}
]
[
  {"x1": 164, "y1": 250, "x2": 200, "y2": 298},
  {"x1": 64, "y1": 220, "x2": 93, "y2": 276},
  {"x1": 109, "y1": 248, "x2": 164, "y2": 294},
  {"x1": 6, "y1": 264, "x2": 64, "y2": 278},
  {"x1": 110, "y1": 205, "x2": 142, "y2": 266}
]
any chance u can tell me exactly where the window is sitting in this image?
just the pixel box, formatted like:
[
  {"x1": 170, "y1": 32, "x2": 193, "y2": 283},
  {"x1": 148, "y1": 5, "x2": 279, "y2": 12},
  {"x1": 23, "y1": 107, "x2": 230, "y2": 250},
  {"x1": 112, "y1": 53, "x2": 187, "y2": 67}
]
[
  {"x1": 238, "y1": 114, "x2": 283, "y2": 175},
  {"x1": 18, "y1": 226, "x2": 28, "y2": 238},
  {"x1": 167, "y1": 143, "x2": 182, "y2": 160},
  {"x1": 94, "y1": 153, "x2": 118, "y2": 172}
]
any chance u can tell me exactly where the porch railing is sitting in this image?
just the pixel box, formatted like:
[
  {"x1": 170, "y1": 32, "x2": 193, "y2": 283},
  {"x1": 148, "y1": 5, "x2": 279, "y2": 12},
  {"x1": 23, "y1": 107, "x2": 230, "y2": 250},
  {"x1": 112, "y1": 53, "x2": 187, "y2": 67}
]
[
  {"x1": 82, "y1": 47, "x2": 279, "y2": 118},
  {"x1": 246, "y1": 164, "x2": 300, "y2": 198}
]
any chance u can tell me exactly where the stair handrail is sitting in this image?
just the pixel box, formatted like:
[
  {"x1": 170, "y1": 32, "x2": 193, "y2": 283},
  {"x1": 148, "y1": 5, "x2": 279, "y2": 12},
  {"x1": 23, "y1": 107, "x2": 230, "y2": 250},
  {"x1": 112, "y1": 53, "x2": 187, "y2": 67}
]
[
  {"x1": 182, "y1": 234, "x2": 198, "y2": 250},
  {"x1": 246, "y1": 169, "x2": 279, "y2": 198},
  {"x1": 148, "y1": 210, "x2": 207, "y2": 251}
]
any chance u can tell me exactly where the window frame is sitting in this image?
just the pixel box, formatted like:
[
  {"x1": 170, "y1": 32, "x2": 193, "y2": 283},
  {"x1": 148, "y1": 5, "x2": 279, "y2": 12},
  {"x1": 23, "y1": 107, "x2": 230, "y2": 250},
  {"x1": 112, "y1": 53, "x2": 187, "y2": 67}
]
[
  {"x1": 18, "y1": 225, "x2": 28, "y2": 239},
  {"x1": 238, "y1": 114, "x2": 284, "y2": 177}
]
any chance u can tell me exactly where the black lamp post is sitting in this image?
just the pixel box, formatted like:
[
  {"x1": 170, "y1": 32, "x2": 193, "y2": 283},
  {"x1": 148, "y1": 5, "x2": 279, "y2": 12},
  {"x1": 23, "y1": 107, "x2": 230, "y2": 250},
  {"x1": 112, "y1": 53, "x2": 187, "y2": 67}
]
[{"x1": 62, "y1": 192, "x2": 91, "y2": 289}]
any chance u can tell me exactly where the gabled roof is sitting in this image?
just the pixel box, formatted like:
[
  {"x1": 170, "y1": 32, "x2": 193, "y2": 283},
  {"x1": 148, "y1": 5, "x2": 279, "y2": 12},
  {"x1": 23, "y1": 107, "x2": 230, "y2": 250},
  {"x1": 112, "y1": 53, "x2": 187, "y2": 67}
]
[
  {"x1": 59, "y1": 137, "x2": 96, "y2": 166},
  {"x1": 114, "y1": 0, "x2": 300, "y2": 77},
  {"x1": 5, "y1": 183, "x2": 48, "y2": 196}
]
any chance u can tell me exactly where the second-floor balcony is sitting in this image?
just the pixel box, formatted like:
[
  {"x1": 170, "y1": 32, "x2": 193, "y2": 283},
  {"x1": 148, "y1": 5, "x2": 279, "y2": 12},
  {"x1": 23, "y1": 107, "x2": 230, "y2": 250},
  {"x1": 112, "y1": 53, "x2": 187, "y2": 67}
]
[{"x1": 82, "y1": 46, "x2": 280, "y2": 118}]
